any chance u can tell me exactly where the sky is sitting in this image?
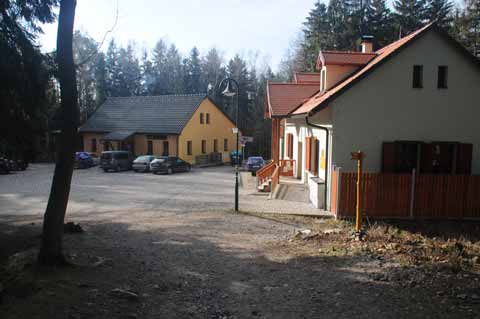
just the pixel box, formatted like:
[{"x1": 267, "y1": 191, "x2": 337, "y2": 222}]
[{"x1": 38, "y1": 0, "x2": 318, "y2": 71}]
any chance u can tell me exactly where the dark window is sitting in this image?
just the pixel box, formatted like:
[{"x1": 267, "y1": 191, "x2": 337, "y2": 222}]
[
  {"x1": 200, "y1": 113, "x2": 204, "y2": 124},
  {"x1": 91, "y1": 138, "x2": 97, "y2": 152},
  {"x1": 224, "y1": 139, "x2": 228, "y2": 151},
  {"x1": 213, "y1": 139, "x2": 218, "y2": 152},
  {"x1": 147, "y1": 140, "x2": 153, "y2": 155},
  {"x1": 412, "y1": 65, "x2": 423, "y2": 88},
  {"x1": 201, "y1": 140, "x2": 206, "y2": 154},
  {"x1": 163, "y1": 141, "x2": 169, "y2": 156},
  {"x1": 206, "y1": 113, "x2": 210, "y2": 124},
  {"x1": 438, "y1": 66, "x2": 448, "y2": 89},
  {"x1": 146, "y1": 134, "x2": 167, "y2": 140},
  {"x1": 187, "y1": 141, "x2": 192, "y2": 155}
]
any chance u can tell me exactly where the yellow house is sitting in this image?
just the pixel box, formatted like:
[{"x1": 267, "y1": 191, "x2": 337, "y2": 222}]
[{"x1": 79, "y1": 94, "x2": 237, "y2": 164}]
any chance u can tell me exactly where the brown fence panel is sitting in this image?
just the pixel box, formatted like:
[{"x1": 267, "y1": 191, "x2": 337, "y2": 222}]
[
  {"x1": 415, "y1": 175, "x2": 480, "y2": 218},
  {"x1": 338, "y1": 172, "x2": 411, "y2": 218}
]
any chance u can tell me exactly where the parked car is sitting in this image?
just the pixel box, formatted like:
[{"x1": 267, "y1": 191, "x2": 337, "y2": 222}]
[
  {"x1": 132, "y1": 155, "x2": 156, "y2": 172},
  {"x1": 0, "y1": 157, "x2": 10, "y2": 174},
  {"x1": 100, "y1": 151, "x2": 133, "y2": 172},
  {"x1": 75, "y1": 152, "x2": 95, "y2": 169},
  {"x1": 86, "y1": 152, "x2": 100, "y2": 166},
  {"x1": 150, "y1": 156, "x2": 191, "y2": 174},
  {"x1": 246, "y1": 156, "x2": 265, "y2": 175},
  {"x1": 230, "y1": 150, "x2": 243, "y2": 166}
]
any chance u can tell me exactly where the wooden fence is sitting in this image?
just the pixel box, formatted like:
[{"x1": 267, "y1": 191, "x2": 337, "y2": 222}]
[{"x1": 331, "y1": 169, "x2": 480, "y2": 219}]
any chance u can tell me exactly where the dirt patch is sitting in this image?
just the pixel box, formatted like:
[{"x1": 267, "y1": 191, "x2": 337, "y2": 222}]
[{"x1": 1, "y1": 213, "x2": 479, "y2": 318}]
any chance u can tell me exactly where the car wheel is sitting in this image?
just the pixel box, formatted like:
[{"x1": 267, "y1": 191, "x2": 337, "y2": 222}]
[
  {"x1": 187, "y1": 165, "x2": 191, "y2": 172},
  {"x1": 167, "y1": 168, "x2": 173, "y2": 175},
  {"x1": 103, "y1": 168, "x2": 108, "y2": 173},
  {"x1": 115, "y1": 165, "x2": 120, "y2": 172}
]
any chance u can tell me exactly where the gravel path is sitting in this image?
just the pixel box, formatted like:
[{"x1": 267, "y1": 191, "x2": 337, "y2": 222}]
[{"x1": 0, "y1": 165, "x2": 478, "y2": 318}]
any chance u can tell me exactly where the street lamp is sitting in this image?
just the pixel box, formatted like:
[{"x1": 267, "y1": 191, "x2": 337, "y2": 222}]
[{"x1": 218, "y1": 78, "x2": 240, "y2": 212}]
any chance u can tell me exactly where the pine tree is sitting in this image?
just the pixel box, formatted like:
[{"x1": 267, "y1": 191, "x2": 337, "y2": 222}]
[
  {"x1": 366, "y1": 0, "x2": 395, "y2": 47},
  {"x1": 426, "y1": 0, "x2": 454, "y2": 29},
  {"x1": 151, "y1": 39, "x2": 167, "y2": 94},
  {"x1": 94, "y1": 52, "x2": 107, "y2": 107},
  {"x1": 185, "y1": 47, "x2": 203, "y2": 93},
  {"x1": 117, "y1": 43, "x2": 141, "y2": 96},
  {"x1": 302, "y1": 1, "x2": 331, "y2": 70},
  {"x1": 393, "y1": 0, "x2": 428, "y2": 36},
  {"x1": 105, "y1": 39, "x2": 121, "y2": 96},
  {"x1": 165, "y1": 44, "x2": 183, "y2": 94}
]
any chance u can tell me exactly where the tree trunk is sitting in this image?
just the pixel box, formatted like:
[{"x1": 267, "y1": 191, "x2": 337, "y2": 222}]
[{"x1": 38, "y1": 0, "x2": 79, "y2": 266}]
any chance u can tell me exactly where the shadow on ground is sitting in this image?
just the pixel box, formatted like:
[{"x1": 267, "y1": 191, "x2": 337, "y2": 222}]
[{"x1": 1, "y1": 213, "x2": 479, "y2": 319}]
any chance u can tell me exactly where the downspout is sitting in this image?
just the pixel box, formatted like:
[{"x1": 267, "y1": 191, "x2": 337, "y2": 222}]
[{"x1": 305, "y1": 116, "x2": 329, "y2": 210}]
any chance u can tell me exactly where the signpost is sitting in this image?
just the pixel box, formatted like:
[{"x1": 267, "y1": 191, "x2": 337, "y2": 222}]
[{"x1": 350, "y1": 150, "x2": 364, "y2": 237}]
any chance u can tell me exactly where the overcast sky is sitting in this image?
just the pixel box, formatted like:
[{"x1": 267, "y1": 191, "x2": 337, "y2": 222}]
[{"x1": 38, "y1": 0, "x2": 317, "y2": 71}]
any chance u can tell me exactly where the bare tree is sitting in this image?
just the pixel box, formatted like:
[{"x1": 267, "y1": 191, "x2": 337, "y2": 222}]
[{"x1": 39, "y1": 0, "x2": 79, "y2": 266}]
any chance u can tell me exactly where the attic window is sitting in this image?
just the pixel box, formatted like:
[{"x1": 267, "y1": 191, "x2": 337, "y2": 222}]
[
  {"x1": 200, "y1": 113, "x2": 204, "y2": 124},
  {"x1": 412, "y1": 65, "x2": 423, "y2": 88},
  {"x1": 437, "y1": 66, "x2": 448, "y2": 89}
]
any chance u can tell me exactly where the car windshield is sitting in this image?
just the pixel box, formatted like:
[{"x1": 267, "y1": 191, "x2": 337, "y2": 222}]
[
  {"x1": 101, "y1": 153, "x2": 112, "y2": 160},
  {"x1": 136, "y1": 156, "x2": 153, "y2": 162},
  {"x1": 155, "y1": 157, "x2": 167, "y2": 163},
  {"x1": 248, "y1": 157, "x2": 263, "y2": 164}
]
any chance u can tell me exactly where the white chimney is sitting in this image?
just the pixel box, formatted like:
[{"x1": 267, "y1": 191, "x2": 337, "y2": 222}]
[{"x1": 361, "y1": 35, "x2": 374, "y2": 53}]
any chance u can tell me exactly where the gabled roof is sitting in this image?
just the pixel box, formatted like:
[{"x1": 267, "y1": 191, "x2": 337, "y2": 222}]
[
  {"x1": 266, "y1": 82, "x2": 319, "y2": 118},
  {"x1": 79, "y1": 94, "x2": 207, "y2": 134},
  {"x1": 316, "y1": 51, "x2": 376, "y2": 69},
  {"x1": 293, "y1": 22, "x2": 470, "y2": 116},
  {"x1": 293, "y1": 72, "x2": 320, "y2": 84}
]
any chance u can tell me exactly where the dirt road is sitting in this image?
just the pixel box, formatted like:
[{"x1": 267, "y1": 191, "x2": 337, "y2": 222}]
[{"x1": 1, "y1": 165, "x2": 478, "y2": 318}]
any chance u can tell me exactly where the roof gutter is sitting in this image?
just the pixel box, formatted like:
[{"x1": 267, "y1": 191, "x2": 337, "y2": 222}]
[{"x1": 305, "y1": 115, "x2": 329, "y2": 211}]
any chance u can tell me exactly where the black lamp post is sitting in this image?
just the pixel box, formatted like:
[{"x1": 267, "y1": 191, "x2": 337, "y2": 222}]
[{"x1": 218, "y1": 78, "x2": 240, "y2": 212}]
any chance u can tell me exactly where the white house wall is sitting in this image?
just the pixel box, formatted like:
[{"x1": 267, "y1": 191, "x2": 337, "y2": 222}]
[
  {"x1": 331, "y1": 30, "x2": 480, "y2": 173},
  {"x1": 283, "y1": 112, "x2": 331, "y2": 209}
]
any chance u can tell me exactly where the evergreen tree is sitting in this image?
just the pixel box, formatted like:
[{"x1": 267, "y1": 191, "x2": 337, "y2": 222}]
[
  {"x1": 73, "y1": 31, "x2": 98, "y2": 122},
  {"x1": 426, "y1": 0, "x2": 454, "y2": 29},
  {"x1": 366, "y1": 0, "x2": 395, "y2": 47},
  {"x1": 165, "y1": 44, "x2": 184, "y2": 94},
  {"x1": 185, "y1": 47, "x2": 203, "y2": 93},
  {"x1": 0, "y1": 0, "x2": 58, "y2": 160},
  {"x1": 140, "y1": 49, "x2": 155, "y2": 95},
  {"x1": 117, "y1": 43, "x2": 141, "y2": 96},
  {"x1": 151, "y1": 39, "x2": 167, "y2": 94},
  {"x1": 393, "y1": 0, "x2": 428, "y2": 35},
  {"x1": 94, "y1": 52, "x2": 107, "y2": 107},
  {"x1": 302, "y1": 1, "x2": 331, "y2": 70},
  {"x1": 105, "y1": 39, "x2": 121, "y2": 96}
]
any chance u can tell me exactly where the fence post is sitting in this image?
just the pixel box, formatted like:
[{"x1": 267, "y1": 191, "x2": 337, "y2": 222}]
[
  {"x1": 335, "y1": 167, "x2": 342, "y2": 219},
  {"x1": 409, "y1": 168, "x2": 416, "y2": 219}
]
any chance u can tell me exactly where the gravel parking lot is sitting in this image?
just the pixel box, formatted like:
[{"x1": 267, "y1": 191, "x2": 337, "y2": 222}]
[
  {"x1": 0, "y1": 164, "x2": 239, "y2": 217},
  {"x1": 1, "y1": 165, "x2": 478, "y2": 319}
]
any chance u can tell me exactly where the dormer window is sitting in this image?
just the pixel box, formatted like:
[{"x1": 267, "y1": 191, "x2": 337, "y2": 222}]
[
  {"x1": 437, "y1": 66, "x2": 448, "y2": 89},
  {"x1": 412, "y1": 65, "x2": 423, "y2": 88}
]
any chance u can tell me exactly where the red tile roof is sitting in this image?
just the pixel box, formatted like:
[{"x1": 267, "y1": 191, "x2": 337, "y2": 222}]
[
  {"x1": 294, "y1": 23, "x2": 435, "y2": 116},
  {"x1": 316, "y1": 51, "x2": 377, "y2": 69},
  {"x1": 294, "y1": 72, "x2": 320, "y2": 84},
  {"x1": 266, "y1": 82, "x2": 319, "y2": 117}
]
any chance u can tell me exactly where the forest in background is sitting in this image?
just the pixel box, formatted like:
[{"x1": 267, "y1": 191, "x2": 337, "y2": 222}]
[
  {"x1": 279, "y1": 0, "x2": 480, "y2": 78},
  {"x1": 1, "y1": 0, "x2": 479, "y2": 161}
]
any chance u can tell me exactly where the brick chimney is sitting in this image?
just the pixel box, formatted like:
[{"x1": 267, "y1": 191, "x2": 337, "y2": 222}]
[{"x1": 361, "y1": 35, "x2": 374, "y2": 53}]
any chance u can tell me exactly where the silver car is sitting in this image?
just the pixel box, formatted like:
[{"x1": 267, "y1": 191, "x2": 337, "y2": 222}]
[{"x1": 132, "y1": 155, "x2": 156, "y2": 172}]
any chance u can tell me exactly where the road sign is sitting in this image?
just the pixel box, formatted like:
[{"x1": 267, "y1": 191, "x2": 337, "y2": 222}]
[
  {"x1": 239, "y1": 136, "x2": 254, "y2": 144},
  {"x1": 232, "y1": 128, "x2": 239, "y2": 134}
]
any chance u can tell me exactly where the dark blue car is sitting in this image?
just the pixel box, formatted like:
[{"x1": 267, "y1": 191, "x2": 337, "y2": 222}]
[
  {"x1": 246, "y1": 156, "x2": 265, "y2": 175},
  {"x1": 75, "y1": 152, "x2": 94, "y2": 169},
  {"x1": 230, "y1": 150, "x2": 243, "y2": 166}
]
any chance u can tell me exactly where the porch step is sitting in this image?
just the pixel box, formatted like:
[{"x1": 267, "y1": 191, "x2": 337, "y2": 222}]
[{"x1": 257, "y1": 180, "x2": 271, "y2": 192}]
